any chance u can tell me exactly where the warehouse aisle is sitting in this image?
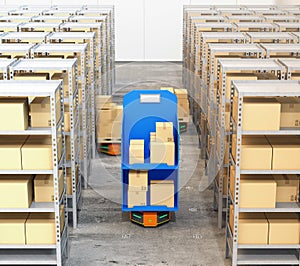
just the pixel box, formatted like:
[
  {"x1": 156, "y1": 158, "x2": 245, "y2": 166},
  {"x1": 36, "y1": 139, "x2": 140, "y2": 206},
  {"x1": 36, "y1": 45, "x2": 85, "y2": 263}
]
[{"x1": 68, "y1": 62, "x2": 229, "y2": 266}]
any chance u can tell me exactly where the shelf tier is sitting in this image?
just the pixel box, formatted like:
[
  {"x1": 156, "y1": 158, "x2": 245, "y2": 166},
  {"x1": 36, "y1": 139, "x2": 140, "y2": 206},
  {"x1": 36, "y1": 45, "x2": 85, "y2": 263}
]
[
  {"x1": 122, "y1": 205, "x2": 178, "y2": 212},
  {"x1": 0, "y1": 170, "x2": 54, "y2": 175},
  {"x1": 242, "y1": 129, "x2": 300, "y2": 135},
  {"x1": 0, "y1": 128, "x2": 52, "y2": 135},
  {"x1": 122, "y1": 163, "x2": 178, "y2": 171},
  {"x1": 240, "y1": 170, "x2": 300, "y2": 175}
]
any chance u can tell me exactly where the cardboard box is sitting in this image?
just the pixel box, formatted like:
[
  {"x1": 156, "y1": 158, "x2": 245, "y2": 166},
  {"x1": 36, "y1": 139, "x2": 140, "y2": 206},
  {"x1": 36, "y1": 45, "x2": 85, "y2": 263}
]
[
  {"x1": 22, "y1": 136, "x2": 62, "y2": 170},
  {"x1": 239, "y1": 177, "x2": 276, "y2": 208},
  {"x1": 150, "y1": 132, "x2": 156, "y2": 142},
  {"x1": 232, "y1": 135, "x2": 272, "y2": 170},
  {"x1": 128, "y1": 170, "x2": 148, "y2": 191},
  {"x1": 128, "y1": 191, "x2": 147, "y2": 208},
  {"x1": 0, "y1": 213, "x2": 28, "y2": 244},
  {"x1": 129, "y1": 139, "x2": 144, "y2": 164},
  {"x1": 0, "y1": 98, "x2": 29, "y2": 130},
  {"x1": 113, "y1": 105, "x2": 123, "y2": 122},
  {"x1": 66, "y1": 166, "x2": 79, "y2": 195},
  {"x1": 26, "y1": 213, "x2": 56, "y2": 244},
  {"x1": 98, "y1": 109, "x2": 112, "y2": 123},
  {"x1": 97, "y1": 122, "x2": 113, "y2": 140},
  {"x1": 156, "y1": 122, "x2": 174, "y2": 142},
  {"x1": 266, "y1": 214, "x2": 299, "y2": 244},
  {"x1": 178, "y1": 100, "x2": 189, "y2": 118},
  {"x1": 276, "y1": 97, "x2": 300, "y2": 128},
  {"x1": 64, "y1": 104, "x2": 70, "y2": 132},
  {"x1": 34, "y1": 170, "x2": 64, "y2": 202},
  {"x1": 150, "y1": 180, "x2": 174, "y2": 208},
  {"x1": 30, "y1": 96, "x2": 61, "y2": 128},
  {"x1": 223, "y1": 73, "x2": 257, "y2": 100},
  {"x1": 150, "y1": 141, "x2": 175, "y2": 166},
  {"x1": 160, "y1": 87, "x2": 174, "y2": 93},
  {"x1": 111, "y1": 121, "x2": 121, "y2": 139},
  {"x1": 273, "y1": 174, "x2": 299, "y2": 202},
  {"x1": 14, "y1": 73, "x2": 49, "y2": 81},
  {"x1": 174, "y1": 89, "x2": 188, "y2": 99},
  {"x1": 267, "y1": 136, "x2": 300, "y2": 170},
  {"x1": 0, "y1": 175, "x2": 33, "y2": 208},
  {"x1": 0, "y1": 136, "x2": 27, "y2": 170},
  {"x1": 232, "y1": 97, "x2": 280, "y2": 131},
  {"x1": 96, "y1": 95, "x2": 112, "y2": 110}
]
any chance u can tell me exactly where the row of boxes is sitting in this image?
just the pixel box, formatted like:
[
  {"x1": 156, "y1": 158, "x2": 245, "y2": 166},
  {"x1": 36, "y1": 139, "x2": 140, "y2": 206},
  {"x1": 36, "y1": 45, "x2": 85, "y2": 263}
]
[
  {"x1": 129, "y1": 122, "x2": 175, "y2": 166},
  {"x1": 0, "y1": 135, "x2": 63, "y2": 170},
  {"x1": 96, "y1": 95, "x2": 122, "y2": 140},
  {"x1": 230, "y1": 206, "x2": 300, "y2": 245},
  {"x1": 232, "y1": 135, "x2": 300, "y2": 170},
  {"x1": 230, "y1": 169, "x2": 299, "y2": 208},
  {"x1": 233, "y1": 96, "x2": 300, "y2": 131},
  {"x1": 128, "y1": 174, "x2": 174, "y2": 208},
  {"x1": 0, "y1": 208, "x2": 65, "y2": 245}
]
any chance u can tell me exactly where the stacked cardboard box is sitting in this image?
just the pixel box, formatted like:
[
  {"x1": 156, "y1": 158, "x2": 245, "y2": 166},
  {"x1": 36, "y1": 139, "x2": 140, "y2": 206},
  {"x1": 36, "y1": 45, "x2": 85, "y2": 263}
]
[
  {"x1": 127, "y1": 170, "x2": 148, "y2": 208},
  {"x1": 129, "y1": 139, "x2": 144, "y2": 164},
  {"x1": 150, "y1": 122, "x2": 175, "y2": 166},
  {"x1": 96, "y1": 95, "x2": 123, "y2": 141},
  {"x1": 150, "y1": 180, "x2": 174, "y2": 208},
  {"x1": 174, "y1": 89, "x2": 189, "y2": 120},
  {"x1": 229, "y1": 206, "x2": 300, "y2": 244}
]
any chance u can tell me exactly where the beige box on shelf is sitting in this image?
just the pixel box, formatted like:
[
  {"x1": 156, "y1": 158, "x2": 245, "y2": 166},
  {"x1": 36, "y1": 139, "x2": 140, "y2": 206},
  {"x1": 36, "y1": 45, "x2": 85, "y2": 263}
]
[
  {"x1": 26, "y1": 213, "x2": 56, "y2": 244},
  {"x1": 128, "y1": 170, "x2": 148, "y2": 191},
  {"x1": 276, "y1": 97, "x2": 300, "y2": 128},
  {"x1": 156, "y1": 122, "x2": 174, "y2": 142},
  {"x1": 128, "y1": 191, "x2": 147, "y2": 208},
  {"x1": 273, "y1": 174, "x2": 299, "y2": 202},
  {"x1": 178, "y1": 100, "x2": 189, "y2": 118},
  {"x1": 66, "y1": 166, "x2": 79, "y2": 195},
  {"x1": 0, "y1": 213, "x2": 28, "y2": 244},
  {"x1": 98, "y1": 109, "x2": 112, "y2": 123},
  {"x1": 30, "y1": 96, "x2": 61, "y2": 128},
  {"x1": 233, "y1": 97, "x2": 280, "y2": 131},
  {"x1": 150, "y1": 180, "x2": 174, "y2": 208},
  {"x1": 267, "y1": 136, "x2": 300, "y2": 170},
  {"x1": 111, "y1": 121, "x2": 121, "y2": 139},
  {"x1": 266, "y1": 213, "x2": 300, "y2": 244},
  {"x1": 113, "y1": 105, "x2": 123, "y2": 122},
  {"x1": 96, "y1": 95, "x2": 112, "y2": 110},
  {"x1": 229, "y1": 206, "x2": 268, "y2": 244},
  {"x1": 174, "y1": 89, "x2": 188, "y2": 99},
  {"x1": 223, "y1": 73, "x2": 257, "y2": 100},
  {"x1": 232, "y1": 135, "x2": 272, "y2": 170},
  {"x1": 150, "y1": 132, "x2": 156, "y2": 142},
  {"x1": 97, "y1": 122, "x2": 113, "y2": 140},
  {"x1": 239, "y1": 176, "x2": 276, "y2": 208},
  {"x1": 64, "y1": 104, "x2": 70, "y2": 132},
  {"x1": 34, "y1": 170, "x2": 64, "y2": 202},
  {"x1": 129, "y1": 139, "x2": 144, "y2": 164},
  {"x1": 0, "y1": 98, "x2": 29, "y2": 131},
  {"x1": 0, "y1": 175, "x2": 33, "y2": 208},
  {"x1": 0, "y1": 136, "x2": 27, "y2": 170},
  {"x1": 22, "y1": 136, "x2": 62, "y2": 170},
  {"x1": 150, "y1": 141, "x2": 175, "y2": 166}
]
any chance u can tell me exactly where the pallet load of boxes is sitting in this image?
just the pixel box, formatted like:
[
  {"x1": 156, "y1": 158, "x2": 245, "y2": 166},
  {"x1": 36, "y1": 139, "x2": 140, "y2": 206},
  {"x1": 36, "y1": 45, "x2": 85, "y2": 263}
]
[
  {"x1": 0, "y1": 4, "x2": 115, "y2": 266},
  {"x1": 183, "y1": 4, "x2": 300, "y2": 266}
]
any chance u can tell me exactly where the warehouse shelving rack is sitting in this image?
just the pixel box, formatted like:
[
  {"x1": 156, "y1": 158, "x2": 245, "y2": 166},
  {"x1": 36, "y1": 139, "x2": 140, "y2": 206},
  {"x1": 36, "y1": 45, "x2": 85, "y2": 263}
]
[
  {"x1": 215, "y1": 58, "x2": 285, "y2": 230},
  {"x1": 0, "y1": 80, "x2": 68, "y2": 266},
  {"x1": 31, "y1": 16, "x2": 70, "y2": 23},
  {"x1": 234, "y1": 22, "x2": 279, "y2": 32},
  {"x1": 203, "y1": 44, "x2": 265, "y2": 172},
  {"x1": 9, "y1": 58, "x2": 82, "y2": 228},
  {"x1": 31, "y1": 43, "x2": 92, "y2": 186},
  {"x1": 0, "y1": 59, "x2": 16, "y2": 79},
  {"x1": 247, "y1": 32, "x2": 298, "y2": 43},
  {"x1": 0, "y1": 16, "x2": 33, "y2": 23},
  {"x1": 264, "y1": 15, "x2": 300, "y2": 23},
  {"x1": 225, "y1": 80, "x2": 300, "y2": 266},
  {"x1": 0, "y1": 32, "x2": 49, "y2": 44},
  {"x1": 0, "y1": 22, "x2": 20, "y2": 32},
  {"x1": 261, "y1": 43, "x2": 300, "y2": 58},
  {"x1": 275, "y1": 22, "x2": 300, "y2": 32},
  {"x1": 122, "y1": 90, "x2": 179, "y2": 226},
  {"x1": 59, "y1": 22, "x2": 109, "y2": 95},
  {"x1": 46, "y1": 31, "x2": 97, "y2": 169},
  {"x1": 192, "y1": 32, "x2": 249, "y2": 157},
  {"x1": 0, "y1": 43, "x2": 34, "y2": 59},
  {"x1": 279, "y1": 58, "x2": 300, "y2": 80},
  {"x1": 19, "y1": 22, "x2": 61, "y2": 32}
]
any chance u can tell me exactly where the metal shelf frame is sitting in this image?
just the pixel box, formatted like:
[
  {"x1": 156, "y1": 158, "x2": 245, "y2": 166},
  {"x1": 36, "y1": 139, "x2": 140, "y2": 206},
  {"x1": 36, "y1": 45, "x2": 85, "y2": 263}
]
[
  {"x1": 0, "y1": 43, "x2": 34, "y2": 59},
  {"x1": 246, "y1": 32, "x2": 297, "y2": 44},
  {"x1": 19, "y1": 22, "x2": 61, "y2": 32},
  {"x1": 215, "y1": 58, "x2": 285, "y2": 230},
  {"x1": 9, "y1": 58, "x2": 81, "y2": 229},
  {"x1": 261, "y1": 43, "x2": 300, "y2": 58},
  {"x1": 0, "y1": 31, "x2": 49, "y2": 44},
  {"x1": 0, "y1": 80, "x2": 68, "y2": 266},
  {"x1": 226, "y1": 80, "x2": 300, "y2": 266}
]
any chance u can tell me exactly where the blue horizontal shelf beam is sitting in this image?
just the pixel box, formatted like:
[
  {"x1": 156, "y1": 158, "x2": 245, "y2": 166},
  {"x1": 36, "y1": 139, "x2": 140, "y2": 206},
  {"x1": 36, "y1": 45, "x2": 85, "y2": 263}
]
[{"x1": 122, "y1": 163, "x2": 178, "y2": 170}]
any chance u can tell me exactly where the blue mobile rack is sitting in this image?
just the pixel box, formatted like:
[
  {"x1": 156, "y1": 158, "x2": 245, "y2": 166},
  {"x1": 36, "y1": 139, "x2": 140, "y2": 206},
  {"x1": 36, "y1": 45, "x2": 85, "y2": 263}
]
[{"x1": 122, "y1": 90, "x2": 180, "y2": 214}]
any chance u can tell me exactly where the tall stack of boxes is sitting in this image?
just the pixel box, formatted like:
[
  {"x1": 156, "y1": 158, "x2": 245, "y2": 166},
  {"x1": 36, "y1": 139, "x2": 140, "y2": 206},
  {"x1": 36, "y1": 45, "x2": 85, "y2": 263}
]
[
  {"x1": 127, "y1": 170, "x2": 148, "y2": 208},
  {"x1": 96, "y1": 95, "x2": 123, "y2": 141}
]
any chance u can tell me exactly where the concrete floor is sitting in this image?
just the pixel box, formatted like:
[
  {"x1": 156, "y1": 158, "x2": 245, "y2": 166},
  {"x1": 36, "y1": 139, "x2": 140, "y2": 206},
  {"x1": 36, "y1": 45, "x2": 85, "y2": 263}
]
[{"x1": 68, "y1": 62, "x2": 230, "y2": 266}]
